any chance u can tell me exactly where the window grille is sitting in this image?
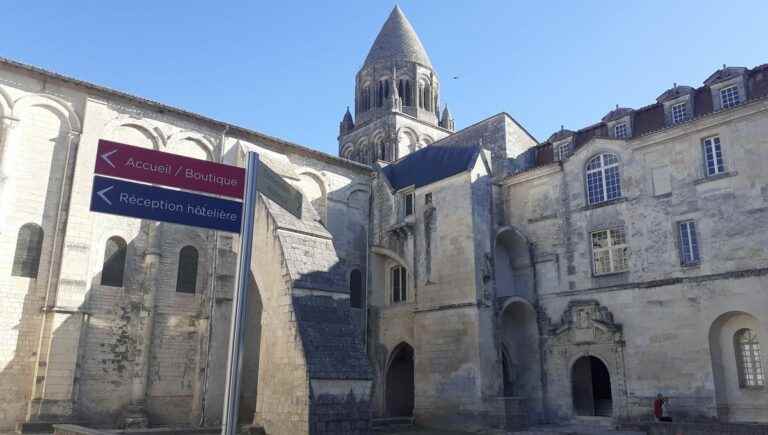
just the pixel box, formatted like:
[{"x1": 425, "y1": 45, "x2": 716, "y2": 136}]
[
  {"x1": 720, "y1": 85, "x2": 740, "y2": 109},
  {"x1": 671, "y1": 102, "x2": 688, "y2": 124},
  {"x1": 677, "y1": 221, "x2": 700, "y2": 266},
  {"x1": 586, "y1": 153, "x2": 622, "y2": 205},
  {"x1": 702, "y1": 136, "x2": 725, "y2": 177},
  {"x1": 735, "y1": 328, "x2": 765, "y2": 387},
  {"x1": 614, "y1": 123, "x2": 628, "y2": 139},
  {"x1": 391, "y1": 266, "x2": 407, "y2": 303},
  {"x1": 591, "y1": 228, "x2": 629, "y2": 275}
]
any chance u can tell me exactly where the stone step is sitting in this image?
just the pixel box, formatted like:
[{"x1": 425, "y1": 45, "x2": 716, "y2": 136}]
[
  {"x1": 371, "y1": 416, "x2": 415, "y2": 430},
  {"x1": 514, "y1": 424, "x2": 647, "y2": 435}
]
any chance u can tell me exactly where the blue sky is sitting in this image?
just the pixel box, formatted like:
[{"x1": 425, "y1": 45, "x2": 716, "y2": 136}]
[{"x1": 3, "y1": 1, "x2": 766, "y2": 155}]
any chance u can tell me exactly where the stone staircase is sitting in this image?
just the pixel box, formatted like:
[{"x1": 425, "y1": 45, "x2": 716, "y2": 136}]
[
  {"x1": 513, "y1": 417, "x2": 646, "y2": 435},
  {"x1": 371, "y1": 417, "x2": 416, "y2": 432}
]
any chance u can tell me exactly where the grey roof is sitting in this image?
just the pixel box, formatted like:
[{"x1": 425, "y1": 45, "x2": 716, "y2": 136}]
[
  {"x1": 656, "y1": 85, "x2": 695, "y2": 103},
  {"x1": 381, "y1": 144, "x2": 480, "y2": 191},
  {"x1": 704, "y1": 66, "x2": 747, "y2": 86},
  {"x1": 364, "y1": 6, "x2": 432, "y2": 69},
  {"x1": 601, "y1": 106, "x2": 633, "y2": 122},
  {"x1": 547, "y1": 128, "x2": 575, "y2": 142}
]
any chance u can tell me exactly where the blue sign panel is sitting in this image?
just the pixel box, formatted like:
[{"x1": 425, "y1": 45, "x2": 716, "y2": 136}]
[{"x1": 90, "y1": 176, "x2": 242, "y2": 233}]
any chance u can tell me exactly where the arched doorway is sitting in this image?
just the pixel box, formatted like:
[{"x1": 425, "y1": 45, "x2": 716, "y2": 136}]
[
  {"x1": 572, "y1": 356, "x2": 612, "y2": 417},
  {"x1": 386, "y1": 343, "x2": 414, "y2": 417},
  {"x1": 494, "y1": 228, "x2": 534, "y2": 301}
]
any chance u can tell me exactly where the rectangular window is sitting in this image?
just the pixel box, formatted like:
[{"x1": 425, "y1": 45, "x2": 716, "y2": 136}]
[
  {"x1": 678, "y1": 221, "x2": 700, "y2": 266},
  {"x1": 391, "y1": 266, "x2": 407, "y2": 303},
  {"x1": 614, "y1": 123, "x2": 628, "y2": 139},
  {"x1": 671, "y1": 102, "x2": 688, "y2": 124},
  {"x1": 720, "y1": 85, "x2": 740, "y2": 109},
  {"x1": 555, "y1": 142, "x2": 571, "y2": 161},
  {"x1": 404, "y1": 192, "x2": 414, "y2": 217},
  {"x1": 591, "y1": 228, "x2": 629, "y2": 275},
  {"x1": 703, "y1": 136, "x2": 725, "y2": 176}
]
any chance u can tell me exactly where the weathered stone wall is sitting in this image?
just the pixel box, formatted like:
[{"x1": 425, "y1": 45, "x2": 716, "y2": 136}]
[{"x1": 503, "y1": 98, "x2": 768, "y2": 423}]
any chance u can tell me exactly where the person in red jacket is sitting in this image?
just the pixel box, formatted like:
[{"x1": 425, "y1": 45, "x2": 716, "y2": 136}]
[{"x1": 653, "y1": 394, "x2": 672, "y2": 422}]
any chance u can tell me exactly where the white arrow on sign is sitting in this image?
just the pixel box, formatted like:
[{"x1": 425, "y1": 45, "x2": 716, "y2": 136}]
[
  {"x1": 97, "y1": 185, "x2": 114, "y2": 206},
  {"x1": 100, "y1": 149, "x2": 117, "y2": 168}
]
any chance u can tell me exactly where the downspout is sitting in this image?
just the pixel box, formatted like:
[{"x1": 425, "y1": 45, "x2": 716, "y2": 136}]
[
  {"x1": 199, "y1": 125, "x2": 228, "y2": 425},
  {"x1": 363, "y1": 175, "x2": 373, "y2": 351}
]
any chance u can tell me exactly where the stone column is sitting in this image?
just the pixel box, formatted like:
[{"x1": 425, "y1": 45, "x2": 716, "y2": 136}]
[{"x1": 124, "y1": 222, "x2": 162, "y2": 427}]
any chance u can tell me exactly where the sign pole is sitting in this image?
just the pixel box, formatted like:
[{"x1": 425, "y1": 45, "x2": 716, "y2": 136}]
[{"x1": 221, "y1": 152, "x2": 259, "y2": 435}]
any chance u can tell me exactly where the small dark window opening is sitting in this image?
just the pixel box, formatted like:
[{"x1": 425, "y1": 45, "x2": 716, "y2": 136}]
[
  {"x1": 12, "y1": 223, "x2": 44, "y2": 278},
  {"x1": 101, "y1": 236, "x2": 127, "y2": 286},
  {"x1": 350, "y1": 269, "x2": 363, "y2": 308},
  {"x1": 404, "y1": 192, "x2": 414, "y2": 217},
  {"x1": 176, "y1": 245, "x2": 199, "y2": 294},
  {"x1": 392, "y1": 266, "x2": 407, "y2": 303},
  {"x1": 425, "y1": 193, "x2": 432, "y2": 204}
]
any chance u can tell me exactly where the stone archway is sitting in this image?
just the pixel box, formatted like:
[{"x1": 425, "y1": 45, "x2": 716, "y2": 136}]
[
  {"x1": 385, "y1": 342, "x2": 414, "y2": 417},
  {"x1": 571, "y1": 356, "x2": 612, "y2": 417}
]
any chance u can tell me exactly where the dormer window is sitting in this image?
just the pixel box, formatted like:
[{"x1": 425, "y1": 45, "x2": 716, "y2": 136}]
[
  {"x1": 720, "y1": 85, "x2": 740, "y2": 109},
  {"x1": 554, "y1": 141, "x2": 572, "y2": 162},
  {"x1": 671, "y1": 102, "x2": 688, "y2": 124},
  {"x1": 614, "y1": 123, "x2": 628, "y2": 139}
]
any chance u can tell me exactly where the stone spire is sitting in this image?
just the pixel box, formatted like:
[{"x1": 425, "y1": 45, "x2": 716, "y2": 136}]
[
  {"x1": 363, "y1": 5, "x2": 433, "y2": 68},
  {"x1": 339, "y1": 106, "x2": 355, "y2": 136},
  {"x1": 440, "y1": 105, "x2": 454, "y2": 131}
]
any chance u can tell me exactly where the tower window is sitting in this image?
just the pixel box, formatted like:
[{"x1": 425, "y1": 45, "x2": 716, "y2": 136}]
[
  {"x1": 702, "y1": 136, "x2": 725, "y2": 177},
  {"x1": 614, "y1": 123, "x2": 628, "y2": 139},
  {"x1": 720, "y1": 85, "x2": 740, "y2": 109},
  {"x1": 591, "y1": 228, "x2": 629, "y2": 275},
  {"x1": 671, "y1": 102, "x2": 688, "y2": 124},
  {"x1": 586, "y1": 153, "x2": 622, "y2": 205},
  {"x1": 735, "y1": 328, "x2": 764, "y2": 388},
  {"x1": 101, "y1": 236, "x2": 127, "y2": 286},
  {"x1": 176, "y1": 245, "x2": 199, "y2": 294},
  {"x1": 677, "y1": 220, "x2": 700, "y2": 266},
  {"x1": 554, "y1": 142, "x2": 572, "y2": 161},
  {"x1": 349, "y1": 269, "x2": 363, "y2": 309},
  {"x1": 391, "y1": 265, "x2": 407, "y2": 303},
  {"x1": 12, "y1": 223, "x2": 44, "y2": 278}
]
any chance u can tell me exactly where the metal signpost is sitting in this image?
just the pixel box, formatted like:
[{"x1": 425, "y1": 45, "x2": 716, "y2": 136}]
[{"x1": 89, "y1": 140, "x2": 299, "y2": 435}]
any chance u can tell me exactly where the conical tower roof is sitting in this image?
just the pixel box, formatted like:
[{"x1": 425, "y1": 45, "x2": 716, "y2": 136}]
[{"x1": 363, "y1": 6, "x2": 432, "y2": 69}]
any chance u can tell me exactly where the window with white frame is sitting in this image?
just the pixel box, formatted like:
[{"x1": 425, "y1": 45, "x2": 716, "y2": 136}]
[
  {"x1": 591, "y1": 228, "x2": 629, "y2": 275},
  {"x1": 735, "y1": 328, "x2": 765, "y2": 388},
  {"x1": 720, "y1": 85, "x2": 741, "y2": 109},
  {"x1": 671, "y1": 102, "x2": 688, "y2": 124},
  {"x1": 614, "y1": 123, "x2": 628, "y2": 139},
  {"x1": 586, "y1": 153, "x2": 622, "y2": 205},
  {"x1": 677, "y1": 220, "x2": 700, "y2": 266},
  {"x1": 391, "y1": 265, "x2": 407, "y2": 303},
  {"x1": 554, "y1": 141, "x2": 572, "y2": 161},
  {"x1": 702, "y1": 136, "x2": 725, "y2": 177}
]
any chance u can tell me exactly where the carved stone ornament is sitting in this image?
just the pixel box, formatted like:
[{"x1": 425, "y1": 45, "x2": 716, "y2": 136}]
[{"x1": 549, "y1": 300, "x2": 623, "y2": 346}]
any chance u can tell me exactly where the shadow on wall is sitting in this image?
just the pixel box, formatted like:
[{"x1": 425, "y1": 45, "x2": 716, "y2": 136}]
[{"x1": 0, "y1": 218, "x2": 263, "y2": 430}]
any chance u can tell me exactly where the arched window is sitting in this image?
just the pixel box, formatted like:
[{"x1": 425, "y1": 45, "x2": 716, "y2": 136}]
[
  {"x1": 734, "y1": 328, "x2": 765, "y2": 387},
  {"x1": 586, "y1": 153, "x2": 622, "y2": 205},
  {"x1": 176, "y1": 245, "x2": 199, "y2": 294},
  {"x1": 399, "y1": 79, "x2": 412, "y2": 107},
  {"x1": 391, "y1": 265, "x2": 407, "y2": 303},
  {"x1": 12, "y1": 223, "x2": 44, "y2": 278},
  {"x1": 101, "y1": 236, "x2": 127, "y2": 286},
  {"x1": 376, "y1": 82, "x2": 384, "y2": 107},
  {"x1": 349, "y1": 269, "x2": 363, "y2": 308}
]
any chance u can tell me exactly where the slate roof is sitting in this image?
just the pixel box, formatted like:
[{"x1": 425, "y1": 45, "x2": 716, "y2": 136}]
[
  {"x1": 381, "y1": 144, "x2": 480, "y2": 191},
  {"x1": 514, "y1": 62, "x2": 768, "y2": 173},
  {"x1": 293, "y1": 295, "x2": 373, "y2": 380},
  {"x1": 363, "y1": 6, "x2": 432, "y2": 68}
]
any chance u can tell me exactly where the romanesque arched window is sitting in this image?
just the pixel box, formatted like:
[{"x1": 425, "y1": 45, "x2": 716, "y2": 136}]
[
  {"x1": 101, "y1": 236, "x2": 127, "y2": 286},
  {"x1": 349, "y1": 268, "x2": 363, "y2": 308},
  {"x1": 735, "y1": 328, "x2": 765, "y2": 387},
  {"x1": 12, "y1": 223, "x2": 44, "y2": 278},
  {"x1": 398, "y1": 79, "x2": 412, "y2": 107},
  {"x1": 586, "y1": 153, "x2": 622, "y2": 205},
  {"x1": 376, "y1": 81, "x2": 384, "y2": 107},
  {"x1": 176, "y1": 245, "x2": 199, "y2": 294}
]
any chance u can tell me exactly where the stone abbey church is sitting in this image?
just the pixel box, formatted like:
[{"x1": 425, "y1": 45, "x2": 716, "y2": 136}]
[{"x1": 0, "y1": 5, "x2": 767, "y2": 434}]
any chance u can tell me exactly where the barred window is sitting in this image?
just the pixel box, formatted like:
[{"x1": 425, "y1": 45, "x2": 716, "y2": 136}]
[
  {"x1": 586, "y1": 153, "x2": 622, "y2": 205},
  {"x1": 176, "y1": 245, "x2": 199, "y2": 294},
  {"x1": 677, "y1": 221, "x2": 700, "y2": 266},
  {"x1": 391, "y1": 266, "x2": 407, "y2": 303},
  {"x1": 671, "y1": 102, "x2": 688, "y2": 124},
  {"x1": 614, "y1": 123, "x2": 628, "y2": 139},
  {"x1": 734, "y1": 329, "x2": 764, "y2": 388},
  {"x1": 703, "y1": 136, "x2": 725, "y2": 177},
  {"x1": 591, "y1": 228, "x2": 629, "y2": 275},
  {"x1": 720, "y1": 85, "x2": 740, "y2": 109},
  {"x1": 349, "y1": 269, "x2": 363, "y2": 309},
  {"x1": 12, "y1": 223, "x2": 44, "y2": 278},
  {"x1": 101, "y1": 236, "x2": 127, "y2": 286},
  {"x1": 554, "y1": 142, "x2": 571, "y2": 162}
]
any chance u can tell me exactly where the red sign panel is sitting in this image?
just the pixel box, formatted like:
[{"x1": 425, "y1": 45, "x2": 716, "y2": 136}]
[{"x1": 94, "y1": 139, "x2": 245, "y2": 199}]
